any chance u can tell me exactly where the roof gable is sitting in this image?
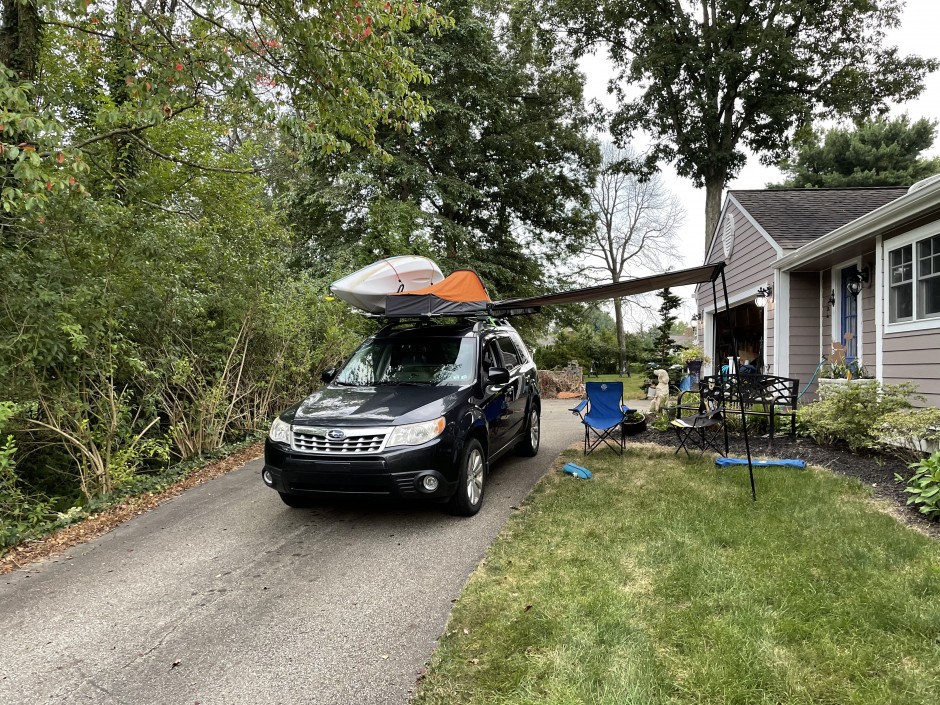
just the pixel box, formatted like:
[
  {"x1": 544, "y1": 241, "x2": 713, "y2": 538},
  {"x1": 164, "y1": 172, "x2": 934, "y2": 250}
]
[{"x1": 729, "y1": 187, "x2": 909, "y2": 249}]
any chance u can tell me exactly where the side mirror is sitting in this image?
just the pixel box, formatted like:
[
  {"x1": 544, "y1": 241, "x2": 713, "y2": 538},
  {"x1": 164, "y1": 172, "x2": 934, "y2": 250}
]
[
  {"x1": 321, "y1": 368, "x2": 337, "y2": 383},
  {"x1": 486, "y1": 367, "x2": 510, "y2": 385}
]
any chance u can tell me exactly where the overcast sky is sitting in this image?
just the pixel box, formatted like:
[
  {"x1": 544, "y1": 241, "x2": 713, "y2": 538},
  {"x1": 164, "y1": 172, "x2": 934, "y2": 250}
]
[{"x1": 578, "y1": 0, "x2": 940, "y2": 320}]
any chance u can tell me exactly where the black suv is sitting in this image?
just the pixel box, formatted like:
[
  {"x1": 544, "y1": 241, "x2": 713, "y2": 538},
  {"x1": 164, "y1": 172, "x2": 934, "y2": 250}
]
[{"x1": 262, "y1": 319, "x2": 540, "y2": 515}]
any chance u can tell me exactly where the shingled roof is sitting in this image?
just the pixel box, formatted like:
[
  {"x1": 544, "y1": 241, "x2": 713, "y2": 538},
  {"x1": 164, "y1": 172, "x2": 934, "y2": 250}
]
[{"x1": 729, "y1": 187, "x2": 910, "y2": 249}]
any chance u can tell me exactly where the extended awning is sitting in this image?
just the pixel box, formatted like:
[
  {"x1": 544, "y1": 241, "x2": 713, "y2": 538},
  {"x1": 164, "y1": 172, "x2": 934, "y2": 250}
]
[{"x1": 489, "y1": 263, "x2": 725, "y2": 314}]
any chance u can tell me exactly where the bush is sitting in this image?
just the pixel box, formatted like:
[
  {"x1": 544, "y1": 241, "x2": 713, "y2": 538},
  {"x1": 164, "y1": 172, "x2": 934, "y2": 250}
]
[
  {"x1": 874, "y1": 407, "x2": 940, "y2": 463},
  {"x1": 796, "y1": 381, "x2": 922, "y2": 452},
  {"x1": 896, "y1": 451, "x2": 940, "y2": 521},
  {"x1": 0, "y1": 402, "x2": 52, "y2": 547}
]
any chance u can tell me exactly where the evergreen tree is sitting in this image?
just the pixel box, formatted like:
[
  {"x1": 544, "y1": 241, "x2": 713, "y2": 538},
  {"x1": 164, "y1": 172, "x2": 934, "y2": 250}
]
[
  {"x1": 774, "y1": 116, "x2": 940, "y2": 188},
  {"x1": 653, "y1": 288, "x2": 682, "y2": 366}
]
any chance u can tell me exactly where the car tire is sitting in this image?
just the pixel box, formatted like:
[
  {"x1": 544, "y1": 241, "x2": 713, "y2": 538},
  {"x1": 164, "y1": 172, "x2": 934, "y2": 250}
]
[
  {"x1": 278, "y1": 491, "x2": 317, "y2": 508},
  {"x1": 447, "y1": 438, "x2": 486, "y2": 516},
  {"x1": 515, "y1": 404, "x2": 540, "y2": 457}
]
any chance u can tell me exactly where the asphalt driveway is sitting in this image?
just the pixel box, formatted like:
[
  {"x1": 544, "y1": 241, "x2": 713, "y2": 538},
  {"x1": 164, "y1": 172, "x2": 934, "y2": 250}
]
[{"x1": 0, "y1": 399, "x2": 581, "y2": 705}]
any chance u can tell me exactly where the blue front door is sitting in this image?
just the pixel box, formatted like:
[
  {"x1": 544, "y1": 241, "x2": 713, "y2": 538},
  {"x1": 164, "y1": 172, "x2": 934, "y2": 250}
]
[{"x1": 841, "y1": 265, "x2": 859, "y2": 360}]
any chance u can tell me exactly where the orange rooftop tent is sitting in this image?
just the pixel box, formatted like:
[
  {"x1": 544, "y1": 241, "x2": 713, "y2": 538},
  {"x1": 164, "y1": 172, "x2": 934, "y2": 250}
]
[{"x1": 384, "y1": 270, "x2": 492, "y2": 317}]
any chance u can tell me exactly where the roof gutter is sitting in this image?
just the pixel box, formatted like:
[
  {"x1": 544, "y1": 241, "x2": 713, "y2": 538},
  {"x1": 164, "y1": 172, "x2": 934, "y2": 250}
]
[{"x1": 775, "y1": 179, "x2": 940, "y2": 272}]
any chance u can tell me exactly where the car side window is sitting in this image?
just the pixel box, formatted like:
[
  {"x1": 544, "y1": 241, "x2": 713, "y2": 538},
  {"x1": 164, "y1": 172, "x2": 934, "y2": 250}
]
[
  {"x1": 482, "y1": 341, "x2": 500, "y2": 374},
  {"x1": 510, "y1": 333, "x2": 530, "y2": 363},
  {"x1": 496, "y1": 336, "x2": 520, "y2": 369}
]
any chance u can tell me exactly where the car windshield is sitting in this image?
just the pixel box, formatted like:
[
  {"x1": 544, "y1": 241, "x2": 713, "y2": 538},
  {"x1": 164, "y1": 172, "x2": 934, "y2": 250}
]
[{"x1": 334, "y1": 336, "x2": 477, "y2": 387}]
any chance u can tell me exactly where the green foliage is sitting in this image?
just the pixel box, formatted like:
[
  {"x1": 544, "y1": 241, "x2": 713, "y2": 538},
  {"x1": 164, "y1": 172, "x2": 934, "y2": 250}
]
[
  {"x1": 797, "y1": 381, "x2": 922, "y2": 452},
  {"x1": 535, "y1": 308, "x2": 645, "y2": 374},
  {"x1": 0, "y1": 402, "x2": 52, "y2": 547},
  {"x1": 648, "y1": 408, "x2": 672, "y2": 432},
  {"x1": 820, "y1": 359, "x2": 872, "y2": 379},
  {"x1": 547, "y1": 0, "x2": 938, "y2": 240},
  {"x1": 288, "y1": 0, "x2": 600, "y2": 301},
  {"x1": 678, "y1": 346, "x2": 710, "y2": 365},
  {"x1": 876, "y1": 408, "x2": 940, "y2": 464},
  {"x1": 652, "y1": 288, "x2": 681, "y2": 366},
  {"x1": 896, "y1": 452, "x2": 940, "y2": 521},
  {"x1": 774, "y1": 116, "x2": 940, "y2": 188}
]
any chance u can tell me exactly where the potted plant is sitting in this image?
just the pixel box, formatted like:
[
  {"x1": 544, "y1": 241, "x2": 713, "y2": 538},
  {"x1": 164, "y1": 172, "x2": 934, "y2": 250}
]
[
  {"x1": 678, "y1": 346, "x2": 711, "y2": 382},
  {"x1": 817, "y1": 359, "x2": 875, "y2": 396},
  {"x1": 621, "y1": 410, "x2": 647, "y2": 436}
]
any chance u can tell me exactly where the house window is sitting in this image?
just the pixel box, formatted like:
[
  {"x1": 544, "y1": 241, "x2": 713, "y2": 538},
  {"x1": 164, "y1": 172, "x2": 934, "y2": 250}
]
[
  {"x1": 917, "y1": 234, "x2": 940, "y2": 319},
  {"x1": 889, "y1": 245, "x2": 913, "y2": 322}
]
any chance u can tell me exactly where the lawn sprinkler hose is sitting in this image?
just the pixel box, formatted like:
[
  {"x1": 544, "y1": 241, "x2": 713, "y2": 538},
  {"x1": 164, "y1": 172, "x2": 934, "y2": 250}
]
[{"x1": 798, "y1": 355, "x2": 828, "y2": 401}]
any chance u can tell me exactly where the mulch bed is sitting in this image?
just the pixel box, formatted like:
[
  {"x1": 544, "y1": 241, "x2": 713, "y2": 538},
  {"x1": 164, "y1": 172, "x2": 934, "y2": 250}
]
[{"x1": 630, "y1": 426, "x2": 940, "y2": 540}]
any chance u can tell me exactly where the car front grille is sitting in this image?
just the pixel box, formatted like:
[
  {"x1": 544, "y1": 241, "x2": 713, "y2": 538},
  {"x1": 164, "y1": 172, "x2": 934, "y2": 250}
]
[{"x1": 291, "y1": 426, "x2": 389, "y2": 454}]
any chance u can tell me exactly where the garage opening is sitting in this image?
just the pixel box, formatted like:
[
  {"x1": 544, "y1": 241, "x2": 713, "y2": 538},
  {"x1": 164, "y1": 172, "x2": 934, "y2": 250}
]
[{"x1": 713, "y1": 302, "x2": 764, "y2": 372}]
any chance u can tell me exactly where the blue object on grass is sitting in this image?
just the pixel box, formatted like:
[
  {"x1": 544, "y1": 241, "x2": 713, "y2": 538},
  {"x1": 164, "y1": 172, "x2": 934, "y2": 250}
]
[
  {"x1": 715, "y1": 457, "x2": 806, "y2": 469},
  {"x1": 562, "y1": 462, "x2": 593, "y2": 479},
  {"x1": 679, "y1": 375, "x2": 692, "y2": 391}
]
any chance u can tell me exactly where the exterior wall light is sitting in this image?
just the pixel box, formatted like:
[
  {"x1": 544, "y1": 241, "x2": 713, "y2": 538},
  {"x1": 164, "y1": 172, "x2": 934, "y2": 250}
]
[
  {"x1": 846, "y1": 266, "x2": 870, "y2": 297},
  {"x1": 754, "y1": 285, "x2": 773, "y2": 308},
  {"x1": 690, "y1": 312, "x2": 702, "y2": 327}
]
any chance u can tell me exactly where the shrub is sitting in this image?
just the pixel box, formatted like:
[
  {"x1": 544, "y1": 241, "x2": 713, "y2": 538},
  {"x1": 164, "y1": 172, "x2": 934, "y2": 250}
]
[
  {"x1": 796, "y1": 381, "x2": 922, "y2": 451},
  {"x1": 0, "y1": 402, "x2": 52, "y2": 547},
  {"x1": 896, "y1": 451, "x2": 940, "y2": 521},
  {"x1": 874, "y1": 407, "x2": 940, "y2": 463}
]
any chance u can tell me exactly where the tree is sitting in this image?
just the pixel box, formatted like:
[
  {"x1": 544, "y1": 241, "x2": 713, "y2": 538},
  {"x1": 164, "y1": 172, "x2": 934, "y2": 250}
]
[
  {"x1": 577, "y1": 143, "x2": 682, "y2": 375},
  {"x1": 1, "y1": 1, "x2": 450, "y2": 219},
  {"x1": 288, "y1": 0, "x2": 600, "y2": 301},
  {"x1": 549, "y1": 0, "x2": 938, "y2": 251},
  {"x1": 653, "y1": 288, "x2": 682, "y2": 367},
  {"x1": 773, "y1": 116, "x2": 940, "y2": 188}
]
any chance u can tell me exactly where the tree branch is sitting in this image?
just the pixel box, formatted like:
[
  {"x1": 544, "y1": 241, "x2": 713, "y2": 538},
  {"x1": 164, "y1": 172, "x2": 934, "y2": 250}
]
[{"x1": 125, "y1": 133, "x2": 257, "y2": 174}]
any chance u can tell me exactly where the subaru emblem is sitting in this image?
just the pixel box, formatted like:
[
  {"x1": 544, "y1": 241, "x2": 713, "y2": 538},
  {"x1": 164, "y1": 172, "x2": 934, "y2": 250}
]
[{"x1": 327, "y1": 429, "x2": 346, "y2": 440}]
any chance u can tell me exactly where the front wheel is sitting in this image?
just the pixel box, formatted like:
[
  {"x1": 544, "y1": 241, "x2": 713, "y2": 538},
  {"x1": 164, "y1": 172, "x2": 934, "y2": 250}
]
[
  {"x1": 516, "y1": 406, "x2": 540, "y2": 457},
  {"x1": 447, "y1": 439, "x2": 486, "y2": 516}
]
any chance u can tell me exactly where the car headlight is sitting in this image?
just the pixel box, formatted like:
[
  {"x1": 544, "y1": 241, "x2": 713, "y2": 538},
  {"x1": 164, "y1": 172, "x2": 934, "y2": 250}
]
[
  {"x1": 269, "y1": 417, "x2": 291, "y2": 445},
  {"x1": 386, "y1": 417, "x2": 446, "y2": 447}
]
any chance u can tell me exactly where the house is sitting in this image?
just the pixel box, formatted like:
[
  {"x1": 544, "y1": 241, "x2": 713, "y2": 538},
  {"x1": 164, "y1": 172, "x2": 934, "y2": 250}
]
[{"x1": 693, "y1": 176, "x2": 940, "y2": 405}]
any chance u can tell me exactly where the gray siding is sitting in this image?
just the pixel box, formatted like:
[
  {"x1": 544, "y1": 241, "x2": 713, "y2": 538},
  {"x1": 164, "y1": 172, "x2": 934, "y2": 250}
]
[
  {"x1": 882, "y1": 331, "x2": 940, "y2": 406},
  {"x1": 696, "y1": 202, "x2": 778, "y2": 370},
  {"x1": 881, "y1": 217, "x2": 940, "y2": 407},
  {"x1": 860, "y1": 250, "x2": 877, "y2": 366},
  {"x1": 789, "y1": 272, "x2": 822, "y2": 399},
  {"x1": 696, "y1": 202, "x2": 778, "y2": 312}
]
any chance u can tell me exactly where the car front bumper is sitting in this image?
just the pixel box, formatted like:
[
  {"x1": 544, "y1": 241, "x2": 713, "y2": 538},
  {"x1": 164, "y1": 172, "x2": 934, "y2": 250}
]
[{"x1": 263, "y1": 437, "x2": 459, "y2": 500}]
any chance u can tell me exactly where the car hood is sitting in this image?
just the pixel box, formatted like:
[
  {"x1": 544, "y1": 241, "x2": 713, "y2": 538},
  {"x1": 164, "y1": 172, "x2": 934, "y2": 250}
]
[{"x1": 290, "y1": 384, "x2": 468, "y2": 426}]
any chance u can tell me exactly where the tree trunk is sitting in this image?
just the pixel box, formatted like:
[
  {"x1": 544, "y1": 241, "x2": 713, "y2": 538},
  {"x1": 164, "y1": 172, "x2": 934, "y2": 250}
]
[
  {"x1": 0, "y1": 0, "x2": 41, "y2": 81},
  {"x1": 613, "y1": 295, "x2": 626, "y2": 376},
  {"x1": 703, "y1": 173, "x2": 726, "y2": 257}
]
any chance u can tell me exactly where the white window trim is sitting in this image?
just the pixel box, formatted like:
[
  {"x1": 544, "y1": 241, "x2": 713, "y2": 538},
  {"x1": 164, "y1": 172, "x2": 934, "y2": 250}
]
[{"x1": 882, "y1": 220, "x2": 940, "y2": 333}]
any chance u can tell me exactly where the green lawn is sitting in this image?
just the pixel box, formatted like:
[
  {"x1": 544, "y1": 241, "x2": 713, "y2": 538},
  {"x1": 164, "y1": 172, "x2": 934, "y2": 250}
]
[
  {"x1": 587, "y1": 373, "x2": 648, "y2": 400},
  {"x1": 414, "y1": 445, "x2": 940, "y2": 705}
]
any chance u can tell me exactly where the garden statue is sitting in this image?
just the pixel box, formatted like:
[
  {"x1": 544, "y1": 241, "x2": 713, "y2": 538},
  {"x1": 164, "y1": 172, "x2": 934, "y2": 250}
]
[{"x1": 649, "y1": 368, "x2": 670, "y2": 414}]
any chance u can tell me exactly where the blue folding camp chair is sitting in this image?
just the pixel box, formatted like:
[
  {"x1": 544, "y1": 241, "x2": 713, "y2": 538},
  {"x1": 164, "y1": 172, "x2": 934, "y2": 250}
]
[{"x1": 570, "y1": 382, "x2": 634, "y2": 455}]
